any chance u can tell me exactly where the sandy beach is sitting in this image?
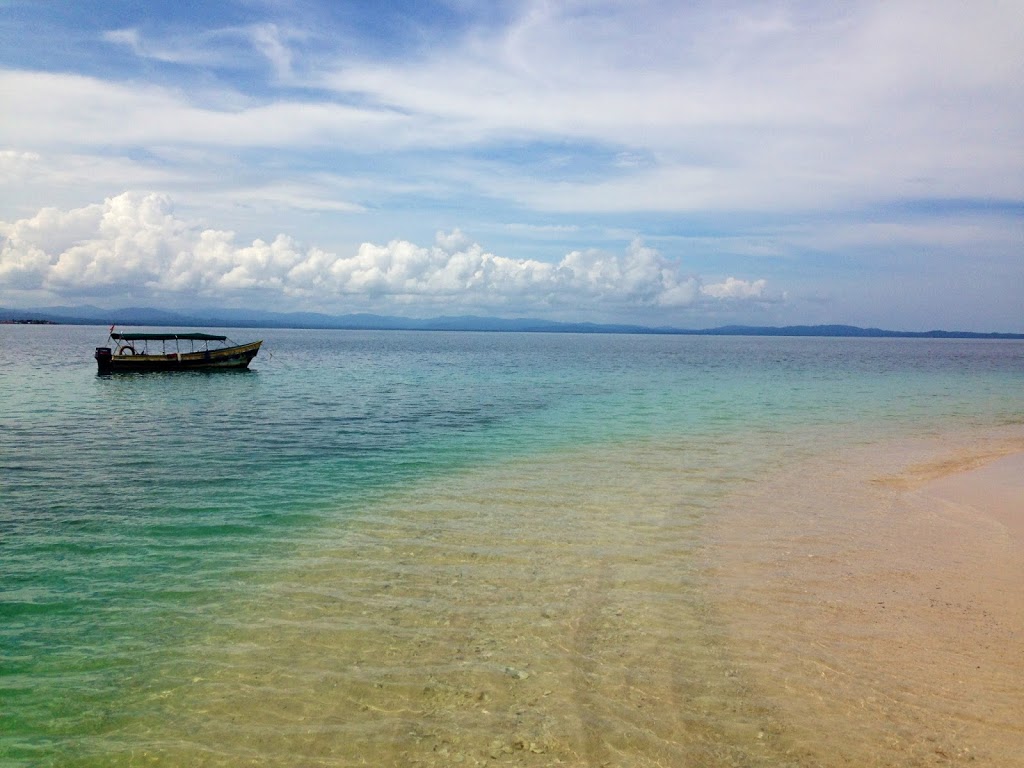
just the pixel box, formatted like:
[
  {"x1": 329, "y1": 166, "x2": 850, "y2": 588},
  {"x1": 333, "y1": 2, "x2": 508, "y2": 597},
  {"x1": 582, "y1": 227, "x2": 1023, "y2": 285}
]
[
  {"x1": 922, "y1": 453, "x2": 1024, "y2": 547},
  {"x1": 707, "y1": 436, "x2": 1024, "y2": 766}
]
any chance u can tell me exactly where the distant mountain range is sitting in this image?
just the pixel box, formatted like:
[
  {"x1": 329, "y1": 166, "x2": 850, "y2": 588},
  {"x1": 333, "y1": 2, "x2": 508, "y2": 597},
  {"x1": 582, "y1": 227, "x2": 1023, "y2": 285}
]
[{"x1": 2, "y1": 304, "x2": 1023, "y2": 339}]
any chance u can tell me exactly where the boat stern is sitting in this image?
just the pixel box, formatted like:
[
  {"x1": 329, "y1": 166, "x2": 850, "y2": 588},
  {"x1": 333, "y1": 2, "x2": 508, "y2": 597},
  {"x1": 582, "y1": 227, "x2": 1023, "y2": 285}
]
[{"x1": 95, "y1": 346, "x2": 113, "y2": 373}]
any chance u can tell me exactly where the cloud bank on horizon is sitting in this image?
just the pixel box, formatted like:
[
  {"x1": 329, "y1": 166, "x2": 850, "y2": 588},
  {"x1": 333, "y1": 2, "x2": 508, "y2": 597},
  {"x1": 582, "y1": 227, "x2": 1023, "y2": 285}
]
[
  {"x1": 1, "y1": 191, "x2": 768, "y2": 317},
  {"x1": 1, "y1": 1, "x2": 1022, "y2": 330}
]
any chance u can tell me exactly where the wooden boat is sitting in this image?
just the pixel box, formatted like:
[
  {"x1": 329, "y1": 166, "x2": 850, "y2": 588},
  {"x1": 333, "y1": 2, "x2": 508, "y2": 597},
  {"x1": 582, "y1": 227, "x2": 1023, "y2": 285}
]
[{"x1": 95, "y1": 331, "x2": 262, "y2": 373}]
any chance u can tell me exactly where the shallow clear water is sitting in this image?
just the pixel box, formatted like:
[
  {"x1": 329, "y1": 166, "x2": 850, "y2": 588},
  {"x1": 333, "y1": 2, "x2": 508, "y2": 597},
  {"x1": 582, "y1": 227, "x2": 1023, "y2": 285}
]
[{"x1": 1, "y1": 325, "x2": 1022, "y2": 765}]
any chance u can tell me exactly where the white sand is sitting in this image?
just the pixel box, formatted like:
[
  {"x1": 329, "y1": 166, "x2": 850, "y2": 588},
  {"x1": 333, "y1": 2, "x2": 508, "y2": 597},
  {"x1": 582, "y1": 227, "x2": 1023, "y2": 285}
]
[
  {"x1": 706, "y1": 438, "x2": 1024, "y2": 766},
  {"x1": 922, "y1": 452, "x2": 1024, "y2": 546}
]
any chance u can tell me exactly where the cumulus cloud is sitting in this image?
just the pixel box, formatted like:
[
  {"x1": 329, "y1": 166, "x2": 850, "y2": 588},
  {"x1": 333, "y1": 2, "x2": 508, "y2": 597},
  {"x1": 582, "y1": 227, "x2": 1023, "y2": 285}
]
[
  {"x1": 0, "y1": 192, "x2": 771, "y2": 315},
  {"x1": 701, "y1": 276, "x2": 767, "y2": 300}
]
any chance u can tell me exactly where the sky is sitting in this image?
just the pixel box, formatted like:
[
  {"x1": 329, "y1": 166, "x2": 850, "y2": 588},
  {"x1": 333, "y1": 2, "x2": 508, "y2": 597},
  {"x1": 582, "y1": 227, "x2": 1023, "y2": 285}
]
[{"x1": 1, "y1": 0, "x2": 1022, "y2": 331}]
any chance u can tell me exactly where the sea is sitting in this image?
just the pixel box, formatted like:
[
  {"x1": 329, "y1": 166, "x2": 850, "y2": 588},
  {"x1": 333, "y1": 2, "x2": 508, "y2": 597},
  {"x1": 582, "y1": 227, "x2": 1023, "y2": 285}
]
[{"x1": 2, "y1": 324, "x2": 1023, "y2": 767}]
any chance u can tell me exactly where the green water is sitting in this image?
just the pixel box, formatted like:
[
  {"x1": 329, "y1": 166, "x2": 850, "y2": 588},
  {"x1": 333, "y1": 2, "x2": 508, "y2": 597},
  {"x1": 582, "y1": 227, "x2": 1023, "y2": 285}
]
[{"x1": 2, "y1": 325, "x2": 1022, "y2": 765}]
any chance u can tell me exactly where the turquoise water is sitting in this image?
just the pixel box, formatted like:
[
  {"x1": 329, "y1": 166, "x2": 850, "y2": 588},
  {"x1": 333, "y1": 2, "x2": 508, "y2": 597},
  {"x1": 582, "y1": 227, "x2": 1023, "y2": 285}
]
[{"x1": 2, "y1": 325, "x2": 1022, "y2": 766}]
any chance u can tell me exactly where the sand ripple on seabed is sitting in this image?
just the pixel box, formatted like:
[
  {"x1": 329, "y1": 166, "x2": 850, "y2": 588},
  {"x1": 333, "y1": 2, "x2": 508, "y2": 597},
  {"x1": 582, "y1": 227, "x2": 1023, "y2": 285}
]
[
  {"x1": 704, "y1": 429, "x2": 1024, "y2": 768},
  {"x1": 102, "y1": 441, "x2": 817, "y2": 768},
  {"x1": 76, "y1": 430, "x2": 1024, "y2": 768}
]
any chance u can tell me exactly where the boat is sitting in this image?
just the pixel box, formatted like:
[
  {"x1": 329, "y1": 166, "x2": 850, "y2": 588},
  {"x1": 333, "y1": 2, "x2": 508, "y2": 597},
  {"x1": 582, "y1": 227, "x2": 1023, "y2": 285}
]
[{"x1": 95, "y1": 331, "x2": 262, "y2": 373}]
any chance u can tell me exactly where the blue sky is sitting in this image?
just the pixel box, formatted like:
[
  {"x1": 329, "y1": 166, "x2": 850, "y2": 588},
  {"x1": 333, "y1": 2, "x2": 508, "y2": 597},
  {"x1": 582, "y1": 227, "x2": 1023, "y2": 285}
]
[{"x1": 1, "y1": 0, "x2": 1021, "y2": 330}]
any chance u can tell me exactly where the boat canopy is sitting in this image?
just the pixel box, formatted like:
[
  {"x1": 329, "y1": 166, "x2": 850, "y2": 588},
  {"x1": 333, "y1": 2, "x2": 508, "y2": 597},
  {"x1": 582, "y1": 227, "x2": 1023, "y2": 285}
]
[{"x1": 111, "y1": 332, "x2": 228, "y2": 341}]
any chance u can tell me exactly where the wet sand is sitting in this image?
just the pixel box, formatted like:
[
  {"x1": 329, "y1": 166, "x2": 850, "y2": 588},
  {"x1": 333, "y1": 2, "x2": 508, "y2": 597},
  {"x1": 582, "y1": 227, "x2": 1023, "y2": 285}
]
[
  {"x1": 922, "y1": 453, "x2": 1024, "y2": 547},
  {"x1": 707, "y1": 436, "x2": 1024, "y2": 767}
]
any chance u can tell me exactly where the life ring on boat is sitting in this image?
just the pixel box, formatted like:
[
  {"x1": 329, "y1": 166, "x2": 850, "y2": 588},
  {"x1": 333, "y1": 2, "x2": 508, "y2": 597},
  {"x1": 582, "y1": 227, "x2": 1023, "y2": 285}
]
[{"x1": 117, "y1": 345, "x2": 136, "y2": 356}]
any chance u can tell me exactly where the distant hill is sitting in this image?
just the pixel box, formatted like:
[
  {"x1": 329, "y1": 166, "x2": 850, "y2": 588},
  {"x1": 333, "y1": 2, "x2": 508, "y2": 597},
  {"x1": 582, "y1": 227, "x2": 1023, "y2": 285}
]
[
  {"x1": 686, "y1": 324, "x2": 1024, "y2": 339},
  {"x1": 2, "y1": 305, "x2": 1023, "y2": 339}
]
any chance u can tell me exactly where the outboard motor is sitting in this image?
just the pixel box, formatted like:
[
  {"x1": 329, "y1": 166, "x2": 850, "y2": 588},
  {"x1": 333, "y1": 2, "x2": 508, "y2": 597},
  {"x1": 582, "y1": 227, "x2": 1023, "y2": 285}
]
[{"x1": 95, "y1": 346, "x2": 113, "y2": 373}]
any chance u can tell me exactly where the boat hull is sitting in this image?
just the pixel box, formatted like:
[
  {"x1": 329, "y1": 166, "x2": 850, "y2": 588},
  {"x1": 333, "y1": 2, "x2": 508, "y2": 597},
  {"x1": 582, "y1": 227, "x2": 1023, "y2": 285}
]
[{"x1": 96, "y1": 341, "x2": 262, "y2": 373}]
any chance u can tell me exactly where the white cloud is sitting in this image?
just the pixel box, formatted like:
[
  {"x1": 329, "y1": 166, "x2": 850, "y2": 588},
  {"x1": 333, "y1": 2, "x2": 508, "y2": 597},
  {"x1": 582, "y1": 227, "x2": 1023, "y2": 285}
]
[
  {"x1": 701, "y1": 276, "x2": 768, "y2": 300},
  {"x1": 435, "y1": 228, "x2": 471, "y2": 254},
  {"x1": 102, "y1": 23, "x2": 301, "y2": 74},
  {"x1": 0, "y1": 192, "x2": 770, "y2": 315},
  {"x1": 0, "y1": 70, "x2": 409, "y2": 150},
  {"x1": 2, "y1": 2, "x2": 1019, "y2": 329},
  {"x1": 0, "y1": 150, "x2": 41, "y2": 181},
  {"x1": 249, "y1": 24, "x2": 295, "y2": 82},
  {"x1": 314, "y1": 0, "x2": 1024, "y2": 207},
  {"x1": 4, "y1": 1, "x2": 1020, "y2": 215}
]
